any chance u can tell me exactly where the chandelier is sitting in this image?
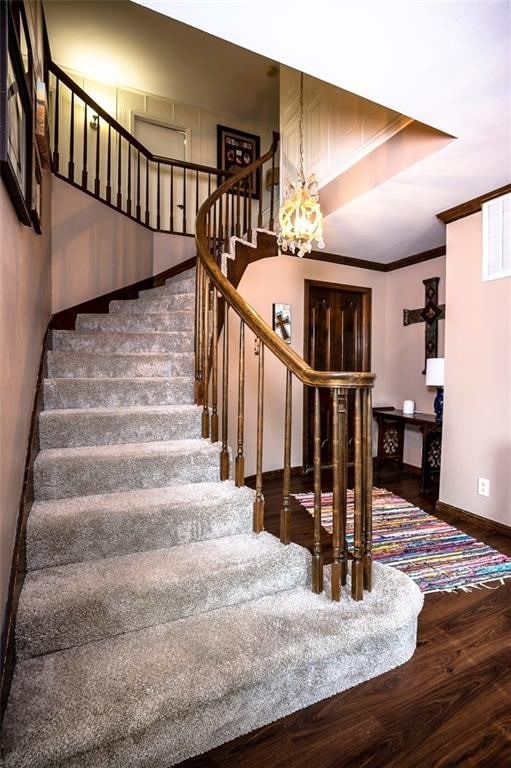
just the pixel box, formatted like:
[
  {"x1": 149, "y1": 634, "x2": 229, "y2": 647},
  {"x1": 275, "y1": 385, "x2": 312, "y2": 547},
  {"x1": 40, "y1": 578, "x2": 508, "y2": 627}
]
[{"x1": 277, "y1": 72, "x2": 325, "y2": 258}]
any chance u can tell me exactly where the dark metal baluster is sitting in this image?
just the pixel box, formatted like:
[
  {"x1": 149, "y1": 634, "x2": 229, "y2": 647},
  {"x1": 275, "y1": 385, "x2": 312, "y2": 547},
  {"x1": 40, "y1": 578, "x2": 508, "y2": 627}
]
[
  {"x1": 235, "y1": 319, "x2": 245, "y2": 485},
  {"x1": 224, "y1": 188, "x2": 230, "y2": 251},
  {"x1": 218, "y1": 198, "x2": 223, "y2": 266},
  {"x1": 352, "y1": 387, "x2": 364, "y2": 600},
  {"x1": 258, "y1": 165, "x2": 263, "y2": 228},
  {"x1": 235, "y1": 182, "x2": 241, "y2": 237},
  {"x1": 280, "y1": 369, "x2": 292, "y2": 544},
  {"x1": 312, "y1": 387, "x2": 324, "y2": 593},
  {"x1": 116, "y1": 135, "x2": 122, "y2": 209},
  {"x1": 269, "y1": 147, "x2": 276, "y2": 230},
  {"x1": 127, "y1": 144, "x2": 132, "y2": 216},
  {"x1": 194, "y1": 259, "x2": 204, "y2": 405},
  {"x1": 208, "y1": 173, "x2": 212, "y2": 197},
  {"x1": 136, "y1": 150, "x2": 141, "y2": 221},
  {"x1": 331, "y1": 388, "x2": 341, "y2": 601},
  {"x1": 94, "y1": 114, "x2": 100, "y2": 196},
  {"x1": 68, "y1": 90, "x2": 75, "y2": 181},
  {"x1": 182, "y1": 168, "x2": 187, "y2": 233},
  {"x1": 243, "y1": 186, "x2": 248, "y2": 235},
  {"x1": 210, "y1": 285, "x2": 219, "y2": 443},
  {"x1": 145, "y1": 157, "x2": 149, "y2": 225},
  {"x1": 230, "y1": 189, "x2": 235, "y2": 237},
  {"x1": 247, "y1": 173, "x2": 253, "y2": 232},
  {"x1": 212, "y1": 202, "x2": 217, "y2": 265},
  {"x1": 156, "y1": 162, "x2": 161, "y2": 230},
  {"x1": 106, "y1": 124, "x2": 112, "y2": 203},
  {"x1": 363, "y1": 387, "x2": 374, "y2": 591},
  {"x1": 53, "y1": 77, "x2": 60, "y2": 172},
  {"x1": 202, "y1": 272, "x2": 210, "y2": 438},
  {"x1": 170, "y1": 165, "x2": 174, "y2": 232},
  {"x1": 81, "y1": 102, "x2": 88, "y2": 188},
  {"x1": 253, "y1": 341, "x2": 265, "y2": 532},
  {"x1": 195, "y1": 170, "x2": 199, "y2": 218},
  {"x1": 220, "y1": 302, "x2": 230, "y2": 480}
]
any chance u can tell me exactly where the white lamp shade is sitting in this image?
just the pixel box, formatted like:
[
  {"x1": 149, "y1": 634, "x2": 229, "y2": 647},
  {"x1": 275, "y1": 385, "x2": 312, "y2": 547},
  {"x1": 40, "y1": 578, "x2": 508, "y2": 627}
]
[{"x1": 426, "y1": 357, "x2": 445, "y2": 386}]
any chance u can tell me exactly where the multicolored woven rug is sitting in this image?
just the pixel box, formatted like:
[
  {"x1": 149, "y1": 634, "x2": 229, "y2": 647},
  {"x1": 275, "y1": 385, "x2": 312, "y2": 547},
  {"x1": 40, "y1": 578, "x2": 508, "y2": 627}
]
[{"x1": 293, "y1": 487, "x2": 511, "y2": 594}]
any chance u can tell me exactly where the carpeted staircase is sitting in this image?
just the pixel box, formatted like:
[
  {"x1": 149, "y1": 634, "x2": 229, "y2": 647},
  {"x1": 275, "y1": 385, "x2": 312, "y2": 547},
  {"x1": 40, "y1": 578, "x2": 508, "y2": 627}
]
[{"x1": 1, "y1": 268, "x2": 423, "y2": 768}]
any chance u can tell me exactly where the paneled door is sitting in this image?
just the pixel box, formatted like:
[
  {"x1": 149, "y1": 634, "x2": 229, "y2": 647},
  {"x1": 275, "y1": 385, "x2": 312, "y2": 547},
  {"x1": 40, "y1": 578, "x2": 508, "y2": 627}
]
[{"x1": 303, "y1": 280, "x2": 371, "y2": 468}]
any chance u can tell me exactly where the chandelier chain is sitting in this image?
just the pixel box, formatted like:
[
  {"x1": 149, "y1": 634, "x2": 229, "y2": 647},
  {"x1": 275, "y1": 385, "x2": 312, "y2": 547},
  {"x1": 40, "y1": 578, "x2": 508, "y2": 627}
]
[{"x1": 299, "y1": 72, "x2": 305, "y2": 184}]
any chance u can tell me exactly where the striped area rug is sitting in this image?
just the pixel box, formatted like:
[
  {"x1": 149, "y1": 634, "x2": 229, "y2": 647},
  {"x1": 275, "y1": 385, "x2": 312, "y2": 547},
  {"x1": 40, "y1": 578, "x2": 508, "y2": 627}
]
[{"x1": 293, "y1": 487, "x2": 511, "y2": 594}]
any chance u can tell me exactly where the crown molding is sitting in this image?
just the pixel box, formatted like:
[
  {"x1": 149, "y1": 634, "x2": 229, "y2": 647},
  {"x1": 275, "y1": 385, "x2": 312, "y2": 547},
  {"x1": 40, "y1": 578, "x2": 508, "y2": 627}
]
[
  {"x1": 307, "y1": 245, "x2": 445, "y2": 273},
  {"x1": 437, "y1": 183, "x2": 511, "y2": 224}
]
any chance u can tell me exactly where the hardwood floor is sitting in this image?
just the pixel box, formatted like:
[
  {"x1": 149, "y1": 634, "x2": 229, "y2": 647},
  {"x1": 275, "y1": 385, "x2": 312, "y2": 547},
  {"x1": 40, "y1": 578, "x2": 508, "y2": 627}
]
[{"x1": 182, "y1": 468, "x2": 511, "y2": 768}]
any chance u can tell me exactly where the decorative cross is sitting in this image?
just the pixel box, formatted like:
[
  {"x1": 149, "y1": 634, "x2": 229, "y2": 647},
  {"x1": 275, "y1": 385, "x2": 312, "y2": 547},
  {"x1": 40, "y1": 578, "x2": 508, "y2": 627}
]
[
  {"x1": 274, "y1": 311, "x2": 291, "y2": 343},
  {"x1": 403, "y1": 277, "x2": 445, "y2": 373}
]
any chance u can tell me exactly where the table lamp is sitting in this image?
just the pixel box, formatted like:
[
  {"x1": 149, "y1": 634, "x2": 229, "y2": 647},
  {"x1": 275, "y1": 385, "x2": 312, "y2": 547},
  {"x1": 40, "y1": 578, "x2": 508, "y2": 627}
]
[{"x1": 426, "y1": 357, "x2": 444, "y2": 423}]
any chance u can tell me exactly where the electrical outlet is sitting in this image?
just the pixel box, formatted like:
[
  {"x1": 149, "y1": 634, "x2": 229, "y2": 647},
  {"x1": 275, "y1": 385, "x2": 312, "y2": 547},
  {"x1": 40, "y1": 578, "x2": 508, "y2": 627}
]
[{"x1": 478, "y1": 477, "x2": 490, "y2": 497}]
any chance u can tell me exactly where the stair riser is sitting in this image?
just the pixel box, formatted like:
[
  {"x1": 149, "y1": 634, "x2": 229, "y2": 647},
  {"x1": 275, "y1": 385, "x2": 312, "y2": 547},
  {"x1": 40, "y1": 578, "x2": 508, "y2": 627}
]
[
  {"x1": 17, "y1": 545, "x2": 309, "y2": 659},
  {"x1": 47, "y1": 352, "x2": 194, "y2": 379},
  {"x1": 39, "y1": 409, "x2": 202, "y2": 449},
  {"x1": 139, "y1": 279, "x2": 195, "y2": 300},
  {"x1": 53, "y1": 331, "x2": 193, "y2": 354},
  {"x1": 109, "y1": 294, "x2": 194, "y2": 314},
  {"x1": 34, "y1": 450, "x2": 221, "y2": 500},
  {"x1": 75, "y1": 312, "x2": 194, "y2": 333},
  {"x1": 27, "y1": 489, "x2": 254, "y2": 570},
  {"x1": 43, "y1": 378, "x2": 194, "y2": 409}
]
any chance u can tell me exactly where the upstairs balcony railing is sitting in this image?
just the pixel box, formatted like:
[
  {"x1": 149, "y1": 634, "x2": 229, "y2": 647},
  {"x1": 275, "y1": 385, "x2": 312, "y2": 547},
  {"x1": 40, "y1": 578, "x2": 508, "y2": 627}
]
[
  {"x1": 46, "y1": 61, "x2": 229, "y2": 233},
  {"x1": 194, "y1": 133, "x2": 376, "y2": 601}
]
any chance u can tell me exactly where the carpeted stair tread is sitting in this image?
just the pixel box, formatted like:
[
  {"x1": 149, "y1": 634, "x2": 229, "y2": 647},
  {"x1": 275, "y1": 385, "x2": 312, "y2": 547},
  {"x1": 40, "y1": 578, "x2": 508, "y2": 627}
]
[
  {"x1": 34, "y1": 439, "x2": 223, "y2": 500},
  {"x1": 16, "y1": 532, "x2": 310, "y2": 659},
  {"x1": 27, "y1": 480, "x2": 254, "y2": 570},
  {"x1": 75, "y1": 311, "x2": 194, "y2": 333},
  {"x1": 165, "y1": 267, "x2": 195, "y2": 285},
  {"x1": 139, "y1": 276, "x2": 195, "y2": 299},
  {"x1": 3, "y1": 564, "x2": 422, "y2": 768},
  {"x1": 52, "y1": 330, "x2": 193, "y2": 354},
  {"x1": 43, "y1": 376, "x2": 194, "y2": 408},
  {"x1": 39, "y1": 404, "x2": 202, "y2": 448},
  {"x1": 109, "y1": 294, "x2": 194, "y2": 314},
  {"x1": 47, "y1": 351, "x2": 194, "y2": 378}
]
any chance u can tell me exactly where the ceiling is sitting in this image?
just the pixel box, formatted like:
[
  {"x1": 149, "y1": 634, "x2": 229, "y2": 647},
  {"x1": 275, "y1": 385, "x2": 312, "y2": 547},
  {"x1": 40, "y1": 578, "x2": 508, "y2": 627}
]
[{"x1": 134, "y1": 0, "x2": 511, "y2": 264}]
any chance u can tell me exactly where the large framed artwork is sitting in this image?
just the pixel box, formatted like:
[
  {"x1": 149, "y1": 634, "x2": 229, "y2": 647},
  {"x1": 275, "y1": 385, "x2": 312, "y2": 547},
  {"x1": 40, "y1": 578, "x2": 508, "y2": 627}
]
[
  {"x1": 217, "y1": 124, "x2": 261, "y2": 199},
  {"x1": 0, "y1": 1, "x2": 33, "y2": 225}
]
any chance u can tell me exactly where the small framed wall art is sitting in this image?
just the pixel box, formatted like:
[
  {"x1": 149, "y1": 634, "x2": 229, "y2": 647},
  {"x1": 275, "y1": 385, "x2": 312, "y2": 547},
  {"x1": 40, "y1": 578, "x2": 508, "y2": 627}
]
[
  {"x1": 272, "y1": 303, "x2": 291, "y2": 344},
  {"x1": 217, "y1": 124, "x2": 261, "y2": 199}
]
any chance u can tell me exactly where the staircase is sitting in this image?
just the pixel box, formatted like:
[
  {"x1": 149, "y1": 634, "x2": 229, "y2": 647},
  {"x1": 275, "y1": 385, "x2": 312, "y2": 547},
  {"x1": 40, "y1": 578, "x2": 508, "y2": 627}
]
[{"x1": 1, "y1": 267, "x2": 423, "y2": 768}]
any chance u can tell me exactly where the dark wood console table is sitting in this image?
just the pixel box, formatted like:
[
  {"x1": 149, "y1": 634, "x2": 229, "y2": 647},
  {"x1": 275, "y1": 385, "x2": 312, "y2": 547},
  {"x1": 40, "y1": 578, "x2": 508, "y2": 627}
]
[{"x1": 373, "y1": 407, "x2": 442, "y2": 492}]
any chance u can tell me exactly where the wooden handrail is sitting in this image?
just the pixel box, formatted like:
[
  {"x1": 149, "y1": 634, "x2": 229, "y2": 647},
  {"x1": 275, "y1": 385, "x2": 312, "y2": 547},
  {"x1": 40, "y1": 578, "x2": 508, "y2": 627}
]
[
  {"x1": 48, "y1": 61, "x2": 229, "y2": 177},
  {"x1": 195, "y1": 132, "x2": 375, "y2": 602},
  {"x1": 195, "y1": 132, "x2": 375, "y2": 391}
]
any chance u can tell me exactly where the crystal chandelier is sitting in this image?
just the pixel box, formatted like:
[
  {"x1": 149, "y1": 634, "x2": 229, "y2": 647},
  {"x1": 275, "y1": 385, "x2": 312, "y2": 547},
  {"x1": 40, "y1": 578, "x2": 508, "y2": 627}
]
[{"x1": 277, "y1": 72, "x2": 325, "y2": 258}]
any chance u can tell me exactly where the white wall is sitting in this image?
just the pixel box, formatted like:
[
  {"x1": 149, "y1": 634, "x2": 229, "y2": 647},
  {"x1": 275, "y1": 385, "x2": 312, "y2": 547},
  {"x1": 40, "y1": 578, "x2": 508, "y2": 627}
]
[
  {"x1": 51, "y1": 177, "x2": 154, "y2": 312},
  {"x1": 440, "y1": 212, "x2": 510, "y2": 526},
  {"x1": 0, "y1": 175, "x2": 52, "y2": 635}
]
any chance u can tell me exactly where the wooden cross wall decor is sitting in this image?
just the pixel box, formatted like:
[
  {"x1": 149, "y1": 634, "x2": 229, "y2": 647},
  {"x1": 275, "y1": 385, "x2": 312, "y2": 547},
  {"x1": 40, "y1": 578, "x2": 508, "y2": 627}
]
[{"x1": 403, "y1": 277, "x2": 445, "y2": 374}]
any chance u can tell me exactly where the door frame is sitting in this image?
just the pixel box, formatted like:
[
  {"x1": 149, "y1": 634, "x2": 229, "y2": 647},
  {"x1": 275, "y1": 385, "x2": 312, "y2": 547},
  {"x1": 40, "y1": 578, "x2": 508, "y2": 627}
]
[{"x1": 302, "y1": 279, "x2": 372, "y2": 469}]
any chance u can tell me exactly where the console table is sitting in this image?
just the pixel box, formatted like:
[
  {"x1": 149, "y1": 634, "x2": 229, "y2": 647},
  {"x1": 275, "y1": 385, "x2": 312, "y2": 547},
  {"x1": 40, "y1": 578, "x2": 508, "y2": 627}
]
[{"x1": 372, "y1": 407, "x2": 442, "y2": 492}]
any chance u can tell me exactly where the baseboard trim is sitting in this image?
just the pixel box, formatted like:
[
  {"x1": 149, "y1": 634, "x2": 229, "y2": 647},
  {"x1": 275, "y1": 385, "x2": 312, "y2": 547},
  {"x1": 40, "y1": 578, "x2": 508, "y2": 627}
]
[
  {"x1": 0, "y1": 329, "x2": 51, "y2": 723},
  {"x1": 402, "y1": 462, "x2": 421, "y2": 477},
  {"x1": 435, "y1": 501, "x2": 511, "y2": 538},
  {"x1": 50, "y1": 257, "x2": 196, "y2": 330},
  {"x1": 244, "y1": 466, "x2": 304, "y2": 486}
]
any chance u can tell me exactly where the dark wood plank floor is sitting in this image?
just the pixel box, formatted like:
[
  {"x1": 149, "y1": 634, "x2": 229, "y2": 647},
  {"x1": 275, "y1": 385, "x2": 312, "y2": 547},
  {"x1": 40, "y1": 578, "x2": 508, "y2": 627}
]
[{"x1": 182, "y1": 469, "x2": 511, "y2": 768}]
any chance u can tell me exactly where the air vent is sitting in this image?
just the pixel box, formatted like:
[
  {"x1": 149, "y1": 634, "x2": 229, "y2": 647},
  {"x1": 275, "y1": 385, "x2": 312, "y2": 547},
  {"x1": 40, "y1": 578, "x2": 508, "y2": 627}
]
[{"x1": 482, "y1": 192, "x2": 511, "y2": 281}]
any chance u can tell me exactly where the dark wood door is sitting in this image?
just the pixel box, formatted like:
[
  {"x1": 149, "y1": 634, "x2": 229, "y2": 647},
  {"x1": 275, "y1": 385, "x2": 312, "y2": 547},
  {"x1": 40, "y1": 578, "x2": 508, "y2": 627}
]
[{"x1": 304, "y1": 280, "x2": 371, "y2": 468}]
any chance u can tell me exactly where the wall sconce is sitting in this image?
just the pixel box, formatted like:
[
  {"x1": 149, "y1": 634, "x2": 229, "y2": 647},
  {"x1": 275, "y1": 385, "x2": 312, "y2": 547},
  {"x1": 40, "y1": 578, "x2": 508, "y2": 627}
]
[
  {"x1": 426, "y1": 357, "x2": 444, "y2": 422},
  {"x1": 90, "y1": 114, "x2": 99, "y2": 130}
]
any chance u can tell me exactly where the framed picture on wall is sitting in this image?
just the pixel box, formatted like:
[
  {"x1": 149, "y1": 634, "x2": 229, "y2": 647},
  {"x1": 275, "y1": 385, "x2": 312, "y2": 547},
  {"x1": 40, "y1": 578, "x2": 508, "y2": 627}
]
[
  {"x1": 31, "y1": 141, "x2": 42, "y2": 233},
  {"x1": 0, "y1": 1, "x2": 33, "y2": 225},
  {"x1": 217, "y1": 124, "x2": 261, "y2": 199}
]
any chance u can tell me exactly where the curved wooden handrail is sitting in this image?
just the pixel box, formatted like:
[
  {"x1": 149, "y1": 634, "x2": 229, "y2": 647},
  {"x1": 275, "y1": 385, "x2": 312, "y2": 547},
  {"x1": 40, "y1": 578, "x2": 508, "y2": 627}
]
[{"x1": 195, "y1": 131, "x2": 375, "y2": 390}]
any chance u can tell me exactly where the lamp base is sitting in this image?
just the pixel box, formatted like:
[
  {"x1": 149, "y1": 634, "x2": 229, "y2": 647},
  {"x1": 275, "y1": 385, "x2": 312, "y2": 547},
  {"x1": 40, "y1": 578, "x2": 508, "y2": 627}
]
[{"x1": 433, "y1": 387, "x2": 444, "y2": 423}]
